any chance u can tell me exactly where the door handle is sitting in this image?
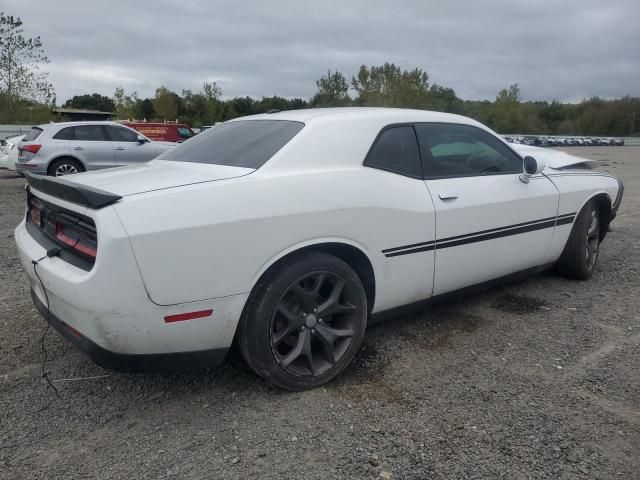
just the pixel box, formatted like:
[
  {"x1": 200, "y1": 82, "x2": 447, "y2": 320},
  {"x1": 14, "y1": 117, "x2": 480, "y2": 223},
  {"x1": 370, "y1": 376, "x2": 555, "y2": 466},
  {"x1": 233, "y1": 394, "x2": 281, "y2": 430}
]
[
  {"x1": 73, "y1": 146, "x2": 84, "y2": 151},
  {"x1": 115, "y1": 147, "x2": 125, "y2": 151},
  {"x1": 438, "y1": 192, "x2": 459, "y2": 200}
]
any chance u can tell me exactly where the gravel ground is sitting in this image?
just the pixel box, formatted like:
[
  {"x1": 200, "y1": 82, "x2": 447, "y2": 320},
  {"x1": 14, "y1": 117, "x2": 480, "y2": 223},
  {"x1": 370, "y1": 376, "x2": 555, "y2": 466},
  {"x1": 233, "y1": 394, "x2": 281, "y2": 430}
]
[{"x1": 1, "y1": 147, "x2": 638, "y2": 480}]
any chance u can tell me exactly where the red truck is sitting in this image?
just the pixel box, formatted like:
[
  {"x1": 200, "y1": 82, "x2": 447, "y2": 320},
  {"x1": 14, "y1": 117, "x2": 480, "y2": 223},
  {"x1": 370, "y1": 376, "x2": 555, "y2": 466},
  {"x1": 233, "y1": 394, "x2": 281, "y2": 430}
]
[{"x1": 122, "y1": 122, "x2": 196, "y2": 143}]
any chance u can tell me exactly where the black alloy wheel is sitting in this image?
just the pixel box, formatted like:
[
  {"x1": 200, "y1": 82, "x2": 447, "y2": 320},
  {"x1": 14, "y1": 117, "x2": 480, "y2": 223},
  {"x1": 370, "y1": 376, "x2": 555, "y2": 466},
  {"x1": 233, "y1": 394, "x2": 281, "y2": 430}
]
[
  {"x1": 585, "y1": 207, "x2": 600, "y2": 273},
  {"x1": 237, "y1": 252, "x2": 368, "y2": 390},
  {"x1": 270, "y1": 271, "x2": 360, "y2": 377},
  {"x1": 556, "y1": 199, "x2": 602, "y2": 280}
]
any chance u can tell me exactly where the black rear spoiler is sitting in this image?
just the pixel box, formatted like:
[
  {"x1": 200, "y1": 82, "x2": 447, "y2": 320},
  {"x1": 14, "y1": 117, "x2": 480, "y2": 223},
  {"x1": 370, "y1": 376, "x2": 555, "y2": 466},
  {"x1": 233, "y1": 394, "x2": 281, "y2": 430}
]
[{"x1": 24, "y1": 173, "x2": 122, "y2": 209}]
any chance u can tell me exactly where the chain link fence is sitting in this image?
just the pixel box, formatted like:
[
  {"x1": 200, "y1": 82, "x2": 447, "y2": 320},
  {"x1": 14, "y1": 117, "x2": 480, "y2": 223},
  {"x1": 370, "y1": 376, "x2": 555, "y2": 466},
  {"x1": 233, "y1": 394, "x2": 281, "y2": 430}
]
[{"x1": 0, "y1": 125, "x2": 33, "y2": 140}]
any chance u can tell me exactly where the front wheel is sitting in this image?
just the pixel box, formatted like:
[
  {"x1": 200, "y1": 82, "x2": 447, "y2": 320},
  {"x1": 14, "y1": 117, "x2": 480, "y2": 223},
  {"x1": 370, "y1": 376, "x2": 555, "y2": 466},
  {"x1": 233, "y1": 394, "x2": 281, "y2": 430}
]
[
  {"x1": 556, "y1": 200, "x2": 601, "y2": 280},
  {"x1": 237, "y1": 252, "x2": 368, "y2": 390}
]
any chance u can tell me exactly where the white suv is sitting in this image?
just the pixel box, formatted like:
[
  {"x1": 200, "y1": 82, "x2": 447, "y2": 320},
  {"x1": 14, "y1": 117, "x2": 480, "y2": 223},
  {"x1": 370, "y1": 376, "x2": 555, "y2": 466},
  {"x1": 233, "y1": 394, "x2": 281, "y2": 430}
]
[{"x1": 16, "y1": 121, "x2": 175, "y2": 176}]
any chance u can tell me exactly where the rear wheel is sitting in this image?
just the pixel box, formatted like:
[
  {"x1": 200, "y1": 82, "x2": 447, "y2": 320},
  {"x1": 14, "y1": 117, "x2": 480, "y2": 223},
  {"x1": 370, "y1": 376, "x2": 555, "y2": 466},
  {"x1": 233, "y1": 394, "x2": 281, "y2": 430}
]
[
  {"x1": 237, "y1": 252, "x2": 367, "y2": 390},
  {"x1": 556, "y1": 200, "x2": 601, "y2": 280},
  {"x1": 48, "y1": 158, "x2": 84, "y2": 177}
]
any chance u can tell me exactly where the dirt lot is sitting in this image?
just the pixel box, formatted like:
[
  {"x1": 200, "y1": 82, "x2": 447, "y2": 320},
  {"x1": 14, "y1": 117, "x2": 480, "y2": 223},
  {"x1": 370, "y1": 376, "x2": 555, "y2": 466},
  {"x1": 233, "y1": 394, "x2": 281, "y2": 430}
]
[{"x1": 0, "y1": 147, "x2": 638, "y2": 479}]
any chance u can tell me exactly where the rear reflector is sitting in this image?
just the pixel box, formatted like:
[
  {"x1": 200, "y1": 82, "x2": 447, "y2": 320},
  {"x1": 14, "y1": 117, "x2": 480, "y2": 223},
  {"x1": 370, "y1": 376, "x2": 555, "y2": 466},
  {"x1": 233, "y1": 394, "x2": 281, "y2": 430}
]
[
  {"x1": 64, "y1": 323, "x2": 83, "y2": 339},
  {"x1": 164, "y1": 309, "x2": 213, "y2": 323}
]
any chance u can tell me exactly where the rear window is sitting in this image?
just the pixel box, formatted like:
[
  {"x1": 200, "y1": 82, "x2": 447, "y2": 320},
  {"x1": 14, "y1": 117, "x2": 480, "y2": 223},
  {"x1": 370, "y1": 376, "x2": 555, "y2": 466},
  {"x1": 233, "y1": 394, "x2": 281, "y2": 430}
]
[
  {"x1": 158, "y1": 120, "x2": 304, "y2": 169},
  {"x1": 23, "y1": 127, "x2": 43, "y2": 142}
]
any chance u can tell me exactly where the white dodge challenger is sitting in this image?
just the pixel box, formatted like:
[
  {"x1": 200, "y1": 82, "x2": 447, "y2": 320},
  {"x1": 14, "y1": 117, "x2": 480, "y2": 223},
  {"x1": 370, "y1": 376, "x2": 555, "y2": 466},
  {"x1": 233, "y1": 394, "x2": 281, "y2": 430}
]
[{"x1": 15, "y1": 108, "x2": 623, "y2": 390}]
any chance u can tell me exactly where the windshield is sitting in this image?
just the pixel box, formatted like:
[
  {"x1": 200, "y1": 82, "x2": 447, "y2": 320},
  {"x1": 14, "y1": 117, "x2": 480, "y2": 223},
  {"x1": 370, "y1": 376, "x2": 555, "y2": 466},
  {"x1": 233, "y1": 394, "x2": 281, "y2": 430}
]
[{"x1": 158, "y1": 120, "x2": 304, "y2": 169}]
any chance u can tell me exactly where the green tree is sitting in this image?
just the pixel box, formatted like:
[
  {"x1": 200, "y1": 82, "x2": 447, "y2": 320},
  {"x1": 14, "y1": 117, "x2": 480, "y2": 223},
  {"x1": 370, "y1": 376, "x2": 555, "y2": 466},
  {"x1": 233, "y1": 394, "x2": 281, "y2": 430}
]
[
  {"x1": 113, "y1": 87, "x2": 139, "y2": 119},
  {"x1": 62, "y1": 93, "x2": 115, "y2": 112},
  {"x1": 311, "y1": 69, "x2": 350, "y2": 107},
  {"x1": 133, "y1": 98, "x2": 155, "y2": 120},
  {"x1": 491, "y1": 83, "x2": 523, "y2": 133},
  {"x1": 351, "y1": 63, "x2": 433, "y2": 108},
  {"x1": 153, "y1": 86, "x2": 181, "y2": 120},
  {"x1": 0, "y1": 12, "x2": 54, "y2": 116}
]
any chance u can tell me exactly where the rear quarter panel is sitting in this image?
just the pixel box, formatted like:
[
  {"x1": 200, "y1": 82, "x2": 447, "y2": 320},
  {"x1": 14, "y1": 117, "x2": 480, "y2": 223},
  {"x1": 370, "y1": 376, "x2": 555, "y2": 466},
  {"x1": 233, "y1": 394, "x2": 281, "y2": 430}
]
[{"x1": 114, "y1": 168, "x2": 436, "y2": 311}]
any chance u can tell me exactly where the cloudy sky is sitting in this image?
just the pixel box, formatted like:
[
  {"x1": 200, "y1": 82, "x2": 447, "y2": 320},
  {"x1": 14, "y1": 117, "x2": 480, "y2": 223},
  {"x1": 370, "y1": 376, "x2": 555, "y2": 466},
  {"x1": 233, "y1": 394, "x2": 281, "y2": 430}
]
[{"x1": 5, "y1": 0, "x2": 640, "y2": 104}]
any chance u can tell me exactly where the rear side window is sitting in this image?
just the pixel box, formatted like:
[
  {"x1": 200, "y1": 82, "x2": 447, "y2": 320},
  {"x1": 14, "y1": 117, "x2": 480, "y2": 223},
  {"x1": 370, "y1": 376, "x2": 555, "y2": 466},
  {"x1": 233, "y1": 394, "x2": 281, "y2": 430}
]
[
  {"x1": 415, "y1": 123, "x2": 522, "y2": 178},
  {"x1": 23, "y1": 127, "x2": 43, "y2": 141},
  {"x1": 364, "y1": 126, "x2": 422, "y2": 178},
  {"x1": 53, "y1": 127, "x2": 74, "y2": 140},
  {"x1": 73, "y1": 125, "x2": 107, "y2": 141},
  {"x1": 159, "y1": 120, "x2": 304, "y2": 169}
]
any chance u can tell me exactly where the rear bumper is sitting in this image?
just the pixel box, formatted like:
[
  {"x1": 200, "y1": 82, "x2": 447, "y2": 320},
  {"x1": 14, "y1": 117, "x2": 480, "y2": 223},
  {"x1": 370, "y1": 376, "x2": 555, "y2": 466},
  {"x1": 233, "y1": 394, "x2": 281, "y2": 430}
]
[
  {"x1": 15, "y1": 205, "x2": 248, "y2": 363},
  {"x1": 31, "y1": 289, "x2": 228, "y2": 372},
  {"x1": 15, "y1": 162, "x2": 47, "y2": 175}
]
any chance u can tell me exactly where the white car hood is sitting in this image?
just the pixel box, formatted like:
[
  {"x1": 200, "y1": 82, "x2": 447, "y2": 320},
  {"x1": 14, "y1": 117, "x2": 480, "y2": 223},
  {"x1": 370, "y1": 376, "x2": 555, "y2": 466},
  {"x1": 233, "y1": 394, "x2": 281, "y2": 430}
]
[
  {"x1": 62, "y1": 160, "x2": 255, "y2": 197},
  {"x1": 511, "y1": 144, "x2": 601, "y2": 170}
]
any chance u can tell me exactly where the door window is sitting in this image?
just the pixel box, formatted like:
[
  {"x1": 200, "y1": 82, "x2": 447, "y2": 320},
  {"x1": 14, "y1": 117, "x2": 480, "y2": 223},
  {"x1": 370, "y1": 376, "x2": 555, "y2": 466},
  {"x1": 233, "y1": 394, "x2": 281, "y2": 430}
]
[
  {"x1": 107, "y1": 125, "x2": 139, "y2": 142},
  {"x1": 178, "y1": 127, "x2": 194, "y2": 140},
  {"x1": 415, "y1": 123, "x2": 522, "y2": 178},
  {"x1": 73, "y1": 125, "x2": 107, "y2": 141},
  {"x1": 364, "y1": 126, "x2": 422, "y2": 178}
]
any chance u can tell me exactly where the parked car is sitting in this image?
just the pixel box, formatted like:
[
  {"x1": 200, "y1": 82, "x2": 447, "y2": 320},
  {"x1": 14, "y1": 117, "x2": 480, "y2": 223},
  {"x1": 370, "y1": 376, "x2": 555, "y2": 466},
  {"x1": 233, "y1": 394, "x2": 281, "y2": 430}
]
[
  {"x1": 122, "y1": 122, "x2": 196, "y2": 143},
  {"x1": 615, "y1": 138, "x2": 624, "y2": 146},
  {"x1": 0, "y1": 135, "x2": 24, "y2": 171},
  {"x1": 15, "y1": 122, "x2": 175, "y2": 177},
  {"x1": 15, "y1": 108, "x2": 623, "y2": 390}
]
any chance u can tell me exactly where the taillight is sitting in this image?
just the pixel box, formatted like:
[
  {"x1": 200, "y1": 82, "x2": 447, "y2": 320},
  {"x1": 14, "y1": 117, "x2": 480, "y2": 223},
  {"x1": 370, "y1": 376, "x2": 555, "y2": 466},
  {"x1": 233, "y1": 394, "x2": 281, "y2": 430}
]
[
  {"x1": 21, "y1": 144, "x2": 42, "y2": 154},
  {"x1": 30, "y1": 198, "x2": 43, "y2": 226},
  {"x1": 55, "y1": 220, "x2": 97, "y2": 259}
]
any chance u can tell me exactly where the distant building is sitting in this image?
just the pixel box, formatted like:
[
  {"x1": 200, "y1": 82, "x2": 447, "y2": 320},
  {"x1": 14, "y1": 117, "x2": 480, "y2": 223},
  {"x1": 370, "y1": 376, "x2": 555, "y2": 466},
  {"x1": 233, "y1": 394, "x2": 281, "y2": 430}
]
[{"x1": 52, "y1": 108, "x2": 116, "y2": 121}]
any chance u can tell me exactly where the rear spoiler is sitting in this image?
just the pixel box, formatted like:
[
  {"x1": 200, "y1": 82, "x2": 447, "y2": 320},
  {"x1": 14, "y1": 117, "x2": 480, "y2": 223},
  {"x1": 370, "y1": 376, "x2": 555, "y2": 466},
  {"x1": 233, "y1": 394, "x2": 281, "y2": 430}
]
[{"x1": 24, "y1": 173, "x2": 122, "y2": 209}]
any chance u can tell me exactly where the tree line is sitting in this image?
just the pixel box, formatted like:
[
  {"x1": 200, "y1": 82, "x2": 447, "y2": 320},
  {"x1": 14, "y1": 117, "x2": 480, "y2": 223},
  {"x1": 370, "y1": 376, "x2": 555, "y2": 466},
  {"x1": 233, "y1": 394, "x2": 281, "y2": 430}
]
[{"x1": 1, "y1": 11, "x2": 638, "y2": 136}]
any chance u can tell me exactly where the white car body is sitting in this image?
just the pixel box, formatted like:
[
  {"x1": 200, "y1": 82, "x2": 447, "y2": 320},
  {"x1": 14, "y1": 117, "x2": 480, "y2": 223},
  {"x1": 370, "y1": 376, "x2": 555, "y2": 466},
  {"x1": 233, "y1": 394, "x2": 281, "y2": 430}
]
[
  {"x1": 0, "y1": 135, "x2": 25, "y2": 171},
  {"x1": 14, "y1": 108, "x2": 623, "y2": 374}
]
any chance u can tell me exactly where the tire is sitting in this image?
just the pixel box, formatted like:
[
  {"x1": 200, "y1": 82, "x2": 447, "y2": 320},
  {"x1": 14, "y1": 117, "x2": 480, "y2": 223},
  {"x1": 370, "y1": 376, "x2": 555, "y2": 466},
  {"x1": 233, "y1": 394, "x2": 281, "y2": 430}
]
[
  {"x1": 237, "y1": 251, "x2": 368, "y2": 390},
  {"x1": 555, "y1": 199, "x2": 601, "y2": 280},
  {"x1": 47, "y1": 157, "x2": 84, "y2": 177}
]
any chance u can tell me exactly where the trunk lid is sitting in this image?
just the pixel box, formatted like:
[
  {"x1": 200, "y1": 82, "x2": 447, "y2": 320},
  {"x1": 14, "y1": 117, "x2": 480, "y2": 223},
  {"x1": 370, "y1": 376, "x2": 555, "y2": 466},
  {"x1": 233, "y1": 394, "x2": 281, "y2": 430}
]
[{"x1": 52, "y1": 160, "x2": 255, "y2": 198}]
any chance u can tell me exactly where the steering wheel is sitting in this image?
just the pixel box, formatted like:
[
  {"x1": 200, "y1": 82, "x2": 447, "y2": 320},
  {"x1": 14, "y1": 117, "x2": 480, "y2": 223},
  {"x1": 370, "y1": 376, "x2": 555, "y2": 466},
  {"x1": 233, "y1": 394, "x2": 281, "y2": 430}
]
[{"x1": 467, "y1": 154, "x2": 515, "y2": 174}]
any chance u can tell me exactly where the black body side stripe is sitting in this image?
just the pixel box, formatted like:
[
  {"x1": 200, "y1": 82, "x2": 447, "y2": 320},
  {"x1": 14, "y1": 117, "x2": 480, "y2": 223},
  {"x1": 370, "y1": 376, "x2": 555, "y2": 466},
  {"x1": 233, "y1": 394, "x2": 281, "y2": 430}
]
[
  {"x1": 382, "y1": 240, "x2": 435, "y2": 254},
  {"x1": 384, "y1": 213, "x2": 576, "y2": 258}
]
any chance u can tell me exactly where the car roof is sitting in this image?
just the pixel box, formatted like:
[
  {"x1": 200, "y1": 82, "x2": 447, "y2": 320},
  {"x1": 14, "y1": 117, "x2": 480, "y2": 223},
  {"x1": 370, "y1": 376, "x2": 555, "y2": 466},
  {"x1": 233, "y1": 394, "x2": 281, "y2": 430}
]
[
  {"x1": 231, "y1": 107, "x2": 482, "y2": 127},
  {"x1": 122, "y1": 122, "x2": 190, "y2": 127},
  {"x1": 35, "y1": 121, "x2": 127, "y2": 129}
]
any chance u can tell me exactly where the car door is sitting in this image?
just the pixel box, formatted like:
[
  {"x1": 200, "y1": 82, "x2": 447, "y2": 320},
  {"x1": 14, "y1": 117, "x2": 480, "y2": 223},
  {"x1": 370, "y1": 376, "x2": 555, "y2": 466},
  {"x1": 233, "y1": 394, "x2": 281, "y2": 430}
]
[
  {"x1": 106, "y1": 125, "x2": 159, "y2": 165},
  {"x1": 415, "y1": 123, "x2": 559, "y2": 296},
  {"x1": 364, "y1": 125, "x2": 436, "y2": 309},
  {"x1": 70, "y1": 125, "x2": 115, "y2": 171}
]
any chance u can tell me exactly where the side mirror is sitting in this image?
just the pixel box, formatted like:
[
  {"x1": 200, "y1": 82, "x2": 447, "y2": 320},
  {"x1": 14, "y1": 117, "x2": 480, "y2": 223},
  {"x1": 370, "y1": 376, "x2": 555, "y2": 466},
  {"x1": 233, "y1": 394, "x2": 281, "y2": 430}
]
[
  {"x1": 520, "y1": 156, "x2": 545, "y2": 184},
  {"x1": 137, "y1": 134, "x2": 148, "y2": 143}
]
